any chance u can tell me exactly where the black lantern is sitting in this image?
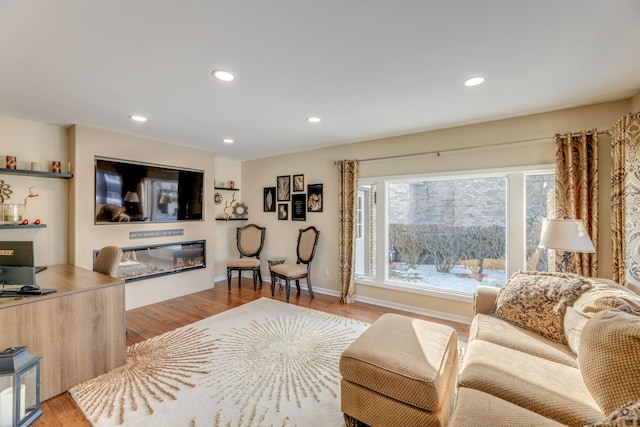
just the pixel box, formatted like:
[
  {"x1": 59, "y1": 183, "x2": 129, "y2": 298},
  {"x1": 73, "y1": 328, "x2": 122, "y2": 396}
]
[{"x1": 0, "y1": 347, "x2": 42, "y2": 427}]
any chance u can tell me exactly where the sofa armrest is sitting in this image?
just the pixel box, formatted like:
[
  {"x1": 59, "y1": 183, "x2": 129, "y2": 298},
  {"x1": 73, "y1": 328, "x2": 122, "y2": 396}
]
[{"x1": 474, "y1": 286, "x2": 501, "y2": 315}]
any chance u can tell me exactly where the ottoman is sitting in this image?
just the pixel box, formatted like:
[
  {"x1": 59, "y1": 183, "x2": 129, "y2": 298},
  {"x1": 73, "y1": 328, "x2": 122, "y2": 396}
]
[{"x1": 339, "y1": 313, "x2": 458, "y2": 427}]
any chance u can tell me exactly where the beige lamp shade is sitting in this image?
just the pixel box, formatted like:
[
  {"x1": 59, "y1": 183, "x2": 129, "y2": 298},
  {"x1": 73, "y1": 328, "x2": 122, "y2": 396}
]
[
  {"x1": 124, "y1": 191, "x2": 139, "y2": 203},
  {"x1": 539, "y1": 218, "x2": 596, "y2": 253}
]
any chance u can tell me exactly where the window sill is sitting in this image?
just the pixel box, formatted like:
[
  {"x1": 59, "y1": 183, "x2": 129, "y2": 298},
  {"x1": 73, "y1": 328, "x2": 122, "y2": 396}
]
[{"x1": 354, "y1": 277, "x2": 476, "y2": 303}]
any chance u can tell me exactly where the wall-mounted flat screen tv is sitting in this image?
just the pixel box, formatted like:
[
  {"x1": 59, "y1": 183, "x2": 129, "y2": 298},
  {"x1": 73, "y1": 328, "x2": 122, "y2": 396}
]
[{"x1": 95, "y1": 157, "x2": 204, "y2": 224}]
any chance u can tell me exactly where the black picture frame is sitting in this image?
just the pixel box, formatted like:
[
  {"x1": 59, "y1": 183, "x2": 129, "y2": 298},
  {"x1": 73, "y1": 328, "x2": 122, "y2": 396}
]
[
  {"x1": 292, "y1": 193, "x2": 306, "y2": 221},
  {"x1": 307, "y1": 183, "x2": 323, "y2": 212},
  {"x1": 277, "y1": 175, "x2": 290, "y2": 201},
  {"x1": 278, "y1": 203, "x2": 289, "y2": 220},
  {"x1": 293, "y1": 174, "x2": 305, "y2": 192},
  {"x1": 263, "y1": 187, "x2": 276, "y2": 212}
]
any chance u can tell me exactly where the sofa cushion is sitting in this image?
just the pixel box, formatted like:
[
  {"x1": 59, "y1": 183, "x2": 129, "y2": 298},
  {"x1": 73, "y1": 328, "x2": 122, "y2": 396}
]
[
  {"x1": 470, "y1": 314, "x2": 577, "y2": 367},
  {"x1": 586, "y1": 400, "x2": 640, "y2": 427},
  {"x1": 564, "y1": 279, "x2": 640, "y2": 354},
  {"x1": 579, "y1": 309, "x2": 640, "y2": 415},
  {"x1": 458, "y1": 339, "x2": 602, "y2": 426},
  {"x1": 450, "y1": 388, "x2": 566, "y2": 427},
  {"x1": 494, "y1": 271, "x2": 592, "y2": 344}
]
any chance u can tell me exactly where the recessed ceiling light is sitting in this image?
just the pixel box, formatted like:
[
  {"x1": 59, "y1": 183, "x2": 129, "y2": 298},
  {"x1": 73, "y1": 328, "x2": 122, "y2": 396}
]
[
  {"x1": 464, "y1": 76, "x2": 485, "y2": 87},
  {"x1": 129, "y1": 115, "x2": 147, "y2": 122},
  {"x1": 307, "y1": 117, "x2": 321, "y2": 123},
  {"x1": 212, "y1": 69, "x2": 235, "y2": 82},
  {"x1": 223, "y1": 138, "x2": 234, "y2": 144}
]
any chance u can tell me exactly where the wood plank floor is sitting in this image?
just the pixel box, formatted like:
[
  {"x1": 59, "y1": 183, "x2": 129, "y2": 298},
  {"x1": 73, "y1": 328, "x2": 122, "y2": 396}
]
[{"x1": 34, "y1": 278, "x2": 470, "y2": 426}]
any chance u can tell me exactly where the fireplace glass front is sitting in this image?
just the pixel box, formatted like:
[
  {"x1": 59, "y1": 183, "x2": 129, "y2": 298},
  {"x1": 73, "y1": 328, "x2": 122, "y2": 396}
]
[{"x1": 95, "y1": 240, "x2": 206, "y2": 282}]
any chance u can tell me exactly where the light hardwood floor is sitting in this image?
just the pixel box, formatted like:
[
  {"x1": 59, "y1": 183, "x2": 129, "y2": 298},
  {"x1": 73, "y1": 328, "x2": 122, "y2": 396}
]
[{"x1": 34, "y1": 278, "x2": 470, "y2": 426}]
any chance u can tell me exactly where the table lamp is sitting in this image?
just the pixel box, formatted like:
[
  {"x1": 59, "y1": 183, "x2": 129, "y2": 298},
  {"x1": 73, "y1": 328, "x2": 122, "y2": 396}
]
[
  {"x1": 539, "y1": 217, "x2": 595, "y2": 272},
  {"x1": 124, "y1": 191, "x2": 140, "y2": 215}
]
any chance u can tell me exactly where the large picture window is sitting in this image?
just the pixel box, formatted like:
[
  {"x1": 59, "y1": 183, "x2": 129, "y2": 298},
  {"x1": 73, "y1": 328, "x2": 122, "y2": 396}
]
[{"x1": 355, "y1": 166, "x2": 554, "y2": 296}]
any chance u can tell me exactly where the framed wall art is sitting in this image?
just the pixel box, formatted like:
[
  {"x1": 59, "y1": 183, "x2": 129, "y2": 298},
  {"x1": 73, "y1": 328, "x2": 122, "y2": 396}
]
[
  {"x1": 292, "y1": 193, "x2": 306, "y2": 221},
  {"x1": 277, "y1": 175, "x2": 290, "y2": 201},
  {"x1": 263, "y1": 187, "x2": 276, "y2": 212},
  {"x1": 307, "y1": 183, "x2": 323, "y2": 212},
  {"x1": 278, "y1": 203, "x2": 289, "y2": 220},
  {"x1": 293, "y1": 174, "x2": 305, "y2": 192}
]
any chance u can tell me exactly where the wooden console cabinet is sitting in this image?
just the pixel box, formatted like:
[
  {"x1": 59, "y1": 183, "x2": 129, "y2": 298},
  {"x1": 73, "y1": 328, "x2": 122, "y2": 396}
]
[{"x1": 0, "y1": 265, "x2": 126, "y2": 401}]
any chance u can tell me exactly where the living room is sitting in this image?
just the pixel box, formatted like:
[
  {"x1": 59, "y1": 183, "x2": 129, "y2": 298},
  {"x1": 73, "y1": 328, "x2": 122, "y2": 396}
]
[{"x1": 1, "y1": 1, "x2": 640, "y2": 426}]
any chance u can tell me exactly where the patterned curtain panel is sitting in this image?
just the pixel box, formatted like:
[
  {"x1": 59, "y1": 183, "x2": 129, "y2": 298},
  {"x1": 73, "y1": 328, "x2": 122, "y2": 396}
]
[
  {"x1": 611, "y1": 112, "x2": 640, "y2": 286},
  {"x1": 554, "y1": 130, "x2": 599, "y2": 277},
  {"x1": 336, "y1": 160, "x2": 359, "y2": 303}
]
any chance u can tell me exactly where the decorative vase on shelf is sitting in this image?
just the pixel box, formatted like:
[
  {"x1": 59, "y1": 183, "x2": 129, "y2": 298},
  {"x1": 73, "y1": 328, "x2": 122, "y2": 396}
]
[{"x1": 1, "y1": 204, "x2": 25, "y2": 224}]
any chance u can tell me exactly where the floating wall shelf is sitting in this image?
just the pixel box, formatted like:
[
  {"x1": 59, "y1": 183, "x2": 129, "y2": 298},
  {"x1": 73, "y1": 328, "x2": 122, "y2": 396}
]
[
  {"x1": 0, "y1": 168, "x2": 73, "y2": 179},
  {"x1": 0, "y1": 224, "x2": 47, "y2": 230},
  {"x1": 214, "y1": 186, "x2": 239, "y2": 191}
]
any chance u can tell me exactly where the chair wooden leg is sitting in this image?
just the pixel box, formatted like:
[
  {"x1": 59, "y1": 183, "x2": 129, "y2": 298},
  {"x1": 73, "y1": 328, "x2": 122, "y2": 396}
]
[
  {"x1": 270, "y1": 273, "x2": 276, "y2": 296},
  {"x1": 252, "y1": 269, "x2": 258, "y2": 291},
  {"x1": 237, "y1": 270, "x2": 242, "y2": 287},
  {"x1": 307, "y1": 276, "x2": 315, "y2": 299},
  {"x1": 227, "y1": 268, "x2": 232, "y2": 291},
  {"x1": 285, "y1": 279, "x2": 291, "y2": 303},
  {"x1": 258, "y1": 268, "x2": 263, "y2": 285},
  {"x1": 295, "y1": 279, "x2": 300, "y2": 293}
]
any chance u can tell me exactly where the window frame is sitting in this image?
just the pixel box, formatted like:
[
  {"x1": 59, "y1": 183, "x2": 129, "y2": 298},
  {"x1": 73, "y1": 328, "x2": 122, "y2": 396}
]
[{"x1": 356, "y1": 164, "x2": 554, "y2": 301}]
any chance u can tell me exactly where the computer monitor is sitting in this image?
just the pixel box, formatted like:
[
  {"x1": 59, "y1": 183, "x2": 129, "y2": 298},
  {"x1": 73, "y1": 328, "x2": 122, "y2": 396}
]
[
  {"x1": 0, "y1": 241, "x2": 36, "y2": 285},
  {"x1": 0, "y1": 241, "x2": 34, "y2": 266}
]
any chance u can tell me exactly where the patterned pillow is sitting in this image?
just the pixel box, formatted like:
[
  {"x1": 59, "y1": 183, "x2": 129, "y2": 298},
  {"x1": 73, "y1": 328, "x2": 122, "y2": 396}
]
[
  {"x1": 579, "y1": 309, "x2": 640, "y2": 415},
  {"x1": 586, "y1": 400, "x2": 640, "y2": 427},
  {"x1": 494, "y1": 271, "x2": 592, "y2": 343}
]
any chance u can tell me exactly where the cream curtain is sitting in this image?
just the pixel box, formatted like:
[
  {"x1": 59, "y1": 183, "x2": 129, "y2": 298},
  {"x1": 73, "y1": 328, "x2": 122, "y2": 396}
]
[
  {"x1": 553, "y1": 130, "x2": 599, "y2": 276},
  {"x1": 337, "y1": 160, "x2": 359, "y2": 303},
  {"x1": 611, "y1": 112, "x2": 640, "y2": 285}
]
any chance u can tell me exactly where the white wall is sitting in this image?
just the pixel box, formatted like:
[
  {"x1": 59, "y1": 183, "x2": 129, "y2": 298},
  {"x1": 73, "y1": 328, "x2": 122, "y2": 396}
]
[
  {"x1": 212, "y1": 156, "x2": 243, "y2": 281},
  {"x1": 69, "y1": 125, "x2": 217, "y2": 309},
  {"x1": 631, "y1": 91, "x2": 640, "y2": 111},
  {"x1": 242, "y1": 99, "x2": 631, "y2": 321},
  {"x1": 0, "y1": 116, "x2": 69, "y2": 265}
]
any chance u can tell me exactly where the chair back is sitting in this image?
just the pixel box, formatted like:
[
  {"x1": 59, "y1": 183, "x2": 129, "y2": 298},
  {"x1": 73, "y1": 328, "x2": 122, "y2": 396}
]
[
  {"x1": 297, "y1": 226, "x2": 320, "y2": 264},
  {"x1": 237, "y1": 224, "x2": 266, "y2": 258},
  {"x1": 93, "y1": 246, "x2": 123, "y2": 278}
]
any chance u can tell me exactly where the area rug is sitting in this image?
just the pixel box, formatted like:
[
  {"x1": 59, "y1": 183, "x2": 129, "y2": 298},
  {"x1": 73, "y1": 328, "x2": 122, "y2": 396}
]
[{"x1": 70, "y1": 298, "x2": 369, "y2": 427}]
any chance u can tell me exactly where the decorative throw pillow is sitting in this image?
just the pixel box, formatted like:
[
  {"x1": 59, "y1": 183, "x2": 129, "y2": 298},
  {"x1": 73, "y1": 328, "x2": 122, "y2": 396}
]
[
  {"x1": 494, "y1": 271, "x2": 592, "y2": 344},
  {"x1": 585, "y1": 400, "x2": 640, "y2": 427},
  {"x1": 564, "y1": 280, "x2": 640, "y2": 355},
  {"x1": 579, "y1": 309, "x2": 640, "y2": 415}
]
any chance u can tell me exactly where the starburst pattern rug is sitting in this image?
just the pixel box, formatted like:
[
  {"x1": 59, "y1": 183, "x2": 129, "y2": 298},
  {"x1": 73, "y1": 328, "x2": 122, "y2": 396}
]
[{"x1": 70, "y1": 298, "x2": 369, "y2": 427}]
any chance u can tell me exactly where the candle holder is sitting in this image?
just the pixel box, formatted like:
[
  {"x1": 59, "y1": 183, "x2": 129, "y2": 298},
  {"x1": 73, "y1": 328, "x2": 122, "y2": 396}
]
[{"x1": 0, "y1": 347, "x2": 42, "y2": 427}]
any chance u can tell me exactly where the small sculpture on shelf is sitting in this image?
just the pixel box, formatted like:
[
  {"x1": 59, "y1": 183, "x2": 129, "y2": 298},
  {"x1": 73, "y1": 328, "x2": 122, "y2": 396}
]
[{"x1": 218, "y1": 192, "x2": 237, "y2": 220}]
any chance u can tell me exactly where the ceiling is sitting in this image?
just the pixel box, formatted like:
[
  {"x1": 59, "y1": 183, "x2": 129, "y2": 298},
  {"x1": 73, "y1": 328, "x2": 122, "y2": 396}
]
[{"x1": 1, "y1": 1, "x2": 639, "y2": 162}]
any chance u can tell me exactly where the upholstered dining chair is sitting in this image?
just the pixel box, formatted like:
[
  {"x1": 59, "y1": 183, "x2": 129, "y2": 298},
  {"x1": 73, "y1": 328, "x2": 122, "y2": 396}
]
[
  {"x1": 93, "y1": 245, "x2": 123, "y2": 278},
  {"x1": 227, "y1": 223, "x2": 266, "y2": 291},
  {"x1": 270, "y1": 226, "x2": 320, "y2": 303}
]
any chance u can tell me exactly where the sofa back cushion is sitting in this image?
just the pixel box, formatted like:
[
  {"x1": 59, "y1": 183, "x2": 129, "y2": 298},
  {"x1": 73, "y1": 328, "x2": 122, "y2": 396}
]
[
  {"x1": 564, "y1": 279, "x2": 640, "y2": 354},
  {"x1": 495, "y1": 271, "x2": 592, "y2": 344},
  {"x1": 579, "y1": 309, "x2": 640, "y2": 415}
]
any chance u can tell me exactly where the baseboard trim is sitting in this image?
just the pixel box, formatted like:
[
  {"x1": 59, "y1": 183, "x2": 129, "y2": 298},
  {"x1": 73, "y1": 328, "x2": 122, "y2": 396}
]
[{"x1": 216, "y1": 274, "x2": 472, "y2": 325}]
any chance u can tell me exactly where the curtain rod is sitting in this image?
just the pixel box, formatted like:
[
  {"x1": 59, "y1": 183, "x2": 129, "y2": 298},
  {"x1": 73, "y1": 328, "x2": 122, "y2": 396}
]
[{"x1": 359, "y1": 130, "x2": 610, "y2": 163}]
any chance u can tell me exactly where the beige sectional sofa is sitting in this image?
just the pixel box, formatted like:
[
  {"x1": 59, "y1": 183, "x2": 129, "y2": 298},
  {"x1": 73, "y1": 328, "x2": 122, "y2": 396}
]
[{"x1": 450, "y1": 271, "x2": 640, "y2": 427}]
